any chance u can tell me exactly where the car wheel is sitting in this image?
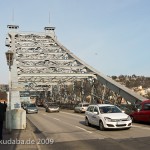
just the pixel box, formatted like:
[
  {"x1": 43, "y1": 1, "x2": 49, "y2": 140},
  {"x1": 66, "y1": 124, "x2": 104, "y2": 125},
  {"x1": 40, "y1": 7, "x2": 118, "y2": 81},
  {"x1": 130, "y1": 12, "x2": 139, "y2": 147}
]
[
  {"x1": 99, "y1": 120, "x2": 105, "y2": 131},
  {"x1": 85, "y1": 117, "x2": 90, "y2": 126}
]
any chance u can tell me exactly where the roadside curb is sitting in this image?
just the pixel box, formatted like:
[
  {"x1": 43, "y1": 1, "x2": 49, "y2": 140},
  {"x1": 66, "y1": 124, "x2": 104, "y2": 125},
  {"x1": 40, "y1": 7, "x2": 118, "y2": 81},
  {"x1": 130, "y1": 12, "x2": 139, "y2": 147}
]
[
  {"x1": 26, "y1": 118, "x2": 41, "y2": 150},
  {"x1": 0, "y1": 119, "x2": 42, "y2": 150}
]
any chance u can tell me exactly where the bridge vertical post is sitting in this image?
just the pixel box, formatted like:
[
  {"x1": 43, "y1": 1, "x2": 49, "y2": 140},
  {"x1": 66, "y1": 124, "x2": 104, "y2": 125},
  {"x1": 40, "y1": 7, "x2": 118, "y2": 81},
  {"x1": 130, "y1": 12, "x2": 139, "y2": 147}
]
[
  {"x1": 81, "y1": 79, "x2": 84, "y2": 102},
  {"x1": 72, "y1": 80, "x2": 76, "y2": 104},
  {"x1": 88, "y1": 77, "x2": 95, "y2": 104},
  {"x1": 102, "y1": 85, "x2": 107, "y2": 103},
  {"x1": 5, "y1": 50, "x2": 13, "y2": 132},
  {"x1": 5, "y1": 25, "x2": 26, "y2": 130}
]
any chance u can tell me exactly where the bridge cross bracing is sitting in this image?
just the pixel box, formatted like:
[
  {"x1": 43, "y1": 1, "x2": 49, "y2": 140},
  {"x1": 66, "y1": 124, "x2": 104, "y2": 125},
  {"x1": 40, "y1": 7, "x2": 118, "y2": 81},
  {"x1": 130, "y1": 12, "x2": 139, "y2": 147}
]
[{"x1": 5, "y1": 25, "x2": 146, "y2": 105}]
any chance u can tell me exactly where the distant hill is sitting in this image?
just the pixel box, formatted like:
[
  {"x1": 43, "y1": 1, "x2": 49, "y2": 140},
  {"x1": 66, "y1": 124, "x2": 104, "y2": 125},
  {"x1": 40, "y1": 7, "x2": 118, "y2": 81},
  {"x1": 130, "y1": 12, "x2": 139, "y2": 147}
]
[{"x1": 111, "y1": 74, "x2": 150, "y2": 99}]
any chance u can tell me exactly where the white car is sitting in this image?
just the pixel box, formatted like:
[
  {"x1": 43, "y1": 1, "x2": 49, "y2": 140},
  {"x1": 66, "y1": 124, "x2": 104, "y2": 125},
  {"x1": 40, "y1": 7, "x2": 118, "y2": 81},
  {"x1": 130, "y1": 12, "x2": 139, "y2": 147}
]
[
  {"x1": 85, "y1": 104, "x2": 132, "y2": 130},
  {"x1": 74, "y1": 103, "x2": 89, "y2": 113}
]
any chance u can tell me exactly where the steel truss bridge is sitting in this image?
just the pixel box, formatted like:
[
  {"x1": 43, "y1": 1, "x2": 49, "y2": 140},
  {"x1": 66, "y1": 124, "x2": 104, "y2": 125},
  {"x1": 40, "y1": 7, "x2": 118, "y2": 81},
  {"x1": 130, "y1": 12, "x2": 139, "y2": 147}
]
[{"x1": 5, "y1": 24, "x2": 146, "y2": 107}]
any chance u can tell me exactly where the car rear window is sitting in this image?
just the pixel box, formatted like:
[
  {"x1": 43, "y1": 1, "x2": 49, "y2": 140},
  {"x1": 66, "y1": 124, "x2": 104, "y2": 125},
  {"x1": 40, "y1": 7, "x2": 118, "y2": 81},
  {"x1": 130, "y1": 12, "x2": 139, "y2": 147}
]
[
  {"x1": 83, "y1": 104, "x2": 89, "y2": 107},
  {"x1": 78, "y1": 104, "x2": 82, "y2": 107}
]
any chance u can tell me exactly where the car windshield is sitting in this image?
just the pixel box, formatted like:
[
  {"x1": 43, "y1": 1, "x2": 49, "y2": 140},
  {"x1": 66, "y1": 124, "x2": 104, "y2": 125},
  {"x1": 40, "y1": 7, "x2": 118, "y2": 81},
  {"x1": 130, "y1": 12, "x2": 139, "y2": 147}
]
[
  {"x1": 48, "y1": 103, "x2": 58, "y2": 107},
  {"x1": 27, "y1": 104, "x2": 36, "y2": 107},
  {"x1": 99, "y1": 106, "x2": 122, "y2": 113}
]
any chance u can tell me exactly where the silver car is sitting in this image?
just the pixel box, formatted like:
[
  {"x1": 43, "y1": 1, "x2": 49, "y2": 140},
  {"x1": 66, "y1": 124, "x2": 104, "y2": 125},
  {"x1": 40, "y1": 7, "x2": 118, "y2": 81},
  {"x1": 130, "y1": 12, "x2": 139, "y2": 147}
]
[
  {"x1": 74, "y1": 103, "x2": 89, "y2": 113},
  {"x1": 26, "y1": 103, "x2": 38, "y2": 114},
  {"x1": 45, "y1": 103, "x2": 60, "y2": 113}
]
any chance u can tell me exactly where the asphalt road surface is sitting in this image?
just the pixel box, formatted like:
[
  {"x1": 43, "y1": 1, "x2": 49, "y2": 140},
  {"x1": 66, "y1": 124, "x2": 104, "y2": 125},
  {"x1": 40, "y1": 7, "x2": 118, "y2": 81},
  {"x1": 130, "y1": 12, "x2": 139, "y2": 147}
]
[{"x1": 27, "y1": 107, "x2": 150, "y2": 150}]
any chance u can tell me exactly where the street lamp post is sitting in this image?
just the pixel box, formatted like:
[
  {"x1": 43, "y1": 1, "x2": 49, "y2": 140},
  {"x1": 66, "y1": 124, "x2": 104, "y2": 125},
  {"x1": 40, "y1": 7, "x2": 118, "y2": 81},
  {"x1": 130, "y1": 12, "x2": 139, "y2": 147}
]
[{"x1": 5, "y1": 50, "x2": 14, "y2": 133}]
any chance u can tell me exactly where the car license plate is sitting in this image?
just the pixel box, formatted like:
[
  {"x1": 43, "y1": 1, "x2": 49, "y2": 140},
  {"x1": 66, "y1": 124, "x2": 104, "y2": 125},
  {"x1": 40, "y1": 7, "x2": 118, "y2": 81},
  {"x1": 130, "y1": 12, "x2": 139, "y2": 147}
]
[{"x1": 117, "y1": 121, "x2": 124, "y2": 125}]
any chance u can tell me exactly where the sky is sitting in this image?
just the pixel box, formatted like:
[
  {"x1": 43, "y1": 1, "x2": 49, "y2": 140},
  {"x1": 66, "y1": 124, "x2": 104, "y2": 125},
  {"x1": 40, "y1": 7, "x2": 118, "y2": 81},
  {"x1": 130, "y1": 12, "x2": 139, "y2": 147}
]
[{"x1": 0, "y1": 0, "x2": 150, "y2": 84}]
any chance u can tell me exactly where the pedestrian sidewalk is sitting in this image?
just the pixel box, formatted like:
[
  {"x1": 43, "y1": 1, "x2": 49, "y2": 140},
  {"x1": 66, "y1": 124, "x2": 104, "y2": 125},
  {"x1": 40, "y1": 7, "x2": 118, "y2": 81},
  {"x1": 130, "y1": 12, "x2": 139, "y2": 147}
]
[{"x1": 0, "y1": 119, "x2": 40, "y2": 150}]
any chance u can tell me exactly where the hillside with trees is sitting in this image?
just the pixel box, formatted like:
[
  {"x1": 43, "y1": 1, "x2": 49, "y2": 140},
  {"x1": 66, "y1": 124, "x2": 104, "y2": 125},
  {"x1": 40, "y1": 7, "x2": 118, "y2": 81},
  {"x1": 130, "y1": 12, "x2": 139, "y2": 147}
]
[{"x1": 111, "y1": 75, "x2": 150, "y2": 99}]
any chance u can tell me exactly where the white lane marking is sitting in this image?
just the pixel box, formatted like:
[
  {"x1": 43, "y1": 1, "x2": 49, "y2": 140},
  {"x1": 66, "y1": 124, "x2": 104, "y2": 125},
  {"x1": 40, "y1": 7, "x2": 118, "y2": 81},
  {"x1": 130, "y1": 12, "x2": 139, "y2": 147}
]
[
  {"x1": 42, "y1": 112, "x2": 150, "y2": 132},
  {"x1": 53, "y1": 118, "x2": 60, "y2": 121},
  {"x1": 133, "y1": 125, "x2": 150, "y2": 130},
  {"x1": 41, "y1": 114, "x2": 60, "y2": 121},
  {"x1": 41, "y1": 113, "x2": 92, "y2": 134},
  {"x1": 75, "y1": 126, "x2": 92, "y2": 134},
  {"x1": 61, "y1": 111, "x2": 84, "y2": 118}
]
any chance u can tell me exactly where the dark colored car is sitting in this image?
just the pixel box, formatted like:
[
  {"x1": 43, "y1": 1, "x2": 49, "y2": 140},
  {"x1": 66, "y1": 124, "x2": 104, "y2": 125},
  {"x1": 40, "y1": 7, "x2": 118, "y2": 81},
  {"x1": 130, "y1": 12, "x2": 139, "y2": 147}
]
[
  {"x1": 45, "y1": 103, "x2": 59, "y2": 113},
  {"x1": 26, "y1": 103, "x2": 38, "y2": 114},
  {"x1": 130, "y1": 100, "x2": 150, "y2": 123}
]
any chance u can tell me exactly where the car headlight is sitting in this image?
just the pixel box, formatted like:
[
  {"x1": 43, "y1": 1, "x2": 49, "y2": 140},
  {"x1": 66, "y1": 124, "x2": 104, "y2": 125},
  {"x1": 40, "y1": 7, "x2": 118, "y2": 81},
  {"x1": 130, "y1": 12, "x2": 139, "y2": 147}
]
[
  {"x1": 127, "y1": 116, "x2": 131, "y2": 121},
  {"x1": 104, "y1": 117, "x2": 112, "y2": 122}
]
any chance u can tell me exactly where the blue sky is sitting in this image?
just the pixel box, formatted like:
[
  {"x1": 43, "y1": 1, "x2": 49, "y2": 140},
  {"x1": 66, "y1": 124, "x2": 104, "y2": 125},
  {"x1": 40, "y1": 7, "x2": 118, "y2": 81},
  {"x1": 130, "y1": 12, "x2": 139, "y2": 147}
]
[{"x1": 0, "y1": 0, "x2": 150, "y2": 84}]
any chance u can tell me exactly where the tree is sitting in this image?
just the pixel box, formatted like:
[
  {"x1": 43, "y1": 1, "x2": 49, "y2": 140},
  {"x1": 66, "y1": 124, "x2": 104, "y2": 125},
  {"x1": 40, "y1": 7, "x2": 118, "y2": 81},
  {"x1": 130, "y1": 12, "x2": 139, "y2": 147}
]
[
  {"x1": 0, "y1": 91, "x2": 7, "y2": 100},
  {"x1": 112, "y1": 76, "x2": 117, "y2": 80},
  {"x1": 147, "y1": 92, "x2": 150, "y2": 99}
]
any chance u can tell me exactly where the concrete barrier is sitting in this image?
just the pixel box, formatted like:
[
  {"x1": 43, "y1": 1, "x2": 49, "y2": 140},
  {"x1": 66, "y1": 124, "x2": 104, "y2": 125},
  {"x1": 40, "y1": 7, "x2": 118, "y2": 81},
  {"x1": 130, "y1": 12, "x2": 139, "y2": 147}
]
[{"x1": 6, "y1": 108, "x2": 26, "y2": 129}]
